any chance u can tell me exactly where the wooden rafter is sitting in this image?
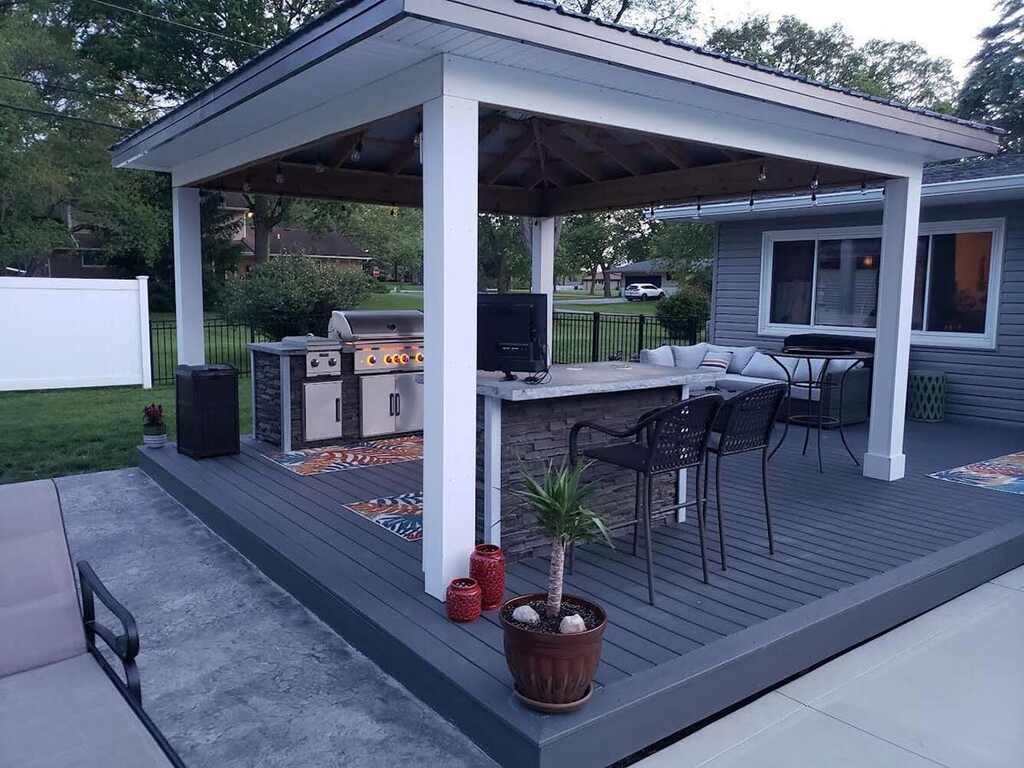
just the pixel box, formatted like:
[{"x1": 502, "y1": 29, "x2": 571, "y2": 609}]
[
  {"x1": 327, "y1": 131, "x2": 365, "y2": 169},
  {"x1": 480, "y1": 122, "x2": 536, "y2": 185},
  {"x1": 570, "y1": 126, "x2": 642, "y2": 176},
  {"x1": 645, "y1": 137, "x2": 694, "y2": 169},
  {"x1": 538, "y1": 125, "x2": 604, "y2": 182}
]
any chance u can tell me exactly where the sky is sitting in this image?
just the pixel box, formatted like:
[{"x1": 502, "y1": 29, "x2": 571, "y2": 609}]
[{"x1": 698, "y1": 0, "x2": 1000, "y2": 79}]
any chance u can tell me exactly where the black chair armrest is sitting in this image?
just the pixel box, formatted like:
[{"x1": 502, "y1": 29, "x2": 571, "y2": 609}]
[
  {"x1": 569, "y1": 418, "x2": 650, "y2": 464},
  {"x1": 78, "y1": 560, "x2": 142, "y2": 703}
]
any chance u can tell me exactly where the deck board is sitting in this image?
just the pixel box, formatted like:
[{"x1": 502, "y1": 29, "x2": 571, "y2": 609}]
[{"x1": 140, "y1": 420, "x2": 1024, "y2": 768}]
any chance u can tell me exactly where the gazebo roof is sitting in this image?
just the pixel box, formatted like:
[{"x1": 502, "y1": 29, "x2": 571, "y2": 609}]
[{"x1": 111, "y1": 0, "x2": 1001, "y2": 215}]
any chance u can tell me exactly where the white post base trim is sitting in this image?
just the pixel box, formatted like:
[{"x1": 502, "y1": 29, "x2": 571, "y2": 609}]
[{"x1": 862, "y1": 452, "x2": 906, "y2": 482}]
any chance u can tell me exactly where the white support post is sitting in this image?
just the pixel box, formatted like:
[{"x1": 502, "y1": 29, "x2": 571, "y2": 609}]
[
  {"x1": 482, "y1": 396, "x2": 502, "y2": 546},
  {"x1": 864, "y1": 174, "x2": 922, "y2": 481},
  {"x1": 136, "y1": 275, "x2": 152, "y2": 389},
  {"x1": 171, "y1": 187, "x2": 205, "y2": 366},
  {"x1": 530, "y1": 216, "x2": 556, "y2": 365},
  {"x1": 677, "y1": 384, "x2": 690, "y2": 522},
  {"x1": 421, "y1": 94, "x2": 479, "y2": 601}
]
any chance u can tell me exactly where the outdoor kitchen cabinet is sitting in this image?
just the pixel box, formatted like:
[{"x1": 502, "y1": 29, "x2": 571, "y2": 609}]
[
  {"x1": 303, "y1": 380, "x2": 343, "y2": 442},
  {"x1": 360, "y1": 372, "x2": 424, "y2": 437}
]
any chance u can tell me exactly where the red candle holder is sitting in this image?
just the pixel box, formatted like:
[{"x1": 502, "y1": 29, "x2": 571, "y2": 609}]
[
  {"x1": 446, "y1": 578, "x2": 482, "y2": 622},
  {"x1": 470, "y1": 544, "x2": 506, "y2": 610}
]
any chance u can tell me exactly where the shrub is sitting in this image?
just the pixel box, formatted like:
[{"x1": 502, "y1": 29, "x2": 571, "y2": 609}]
[
  {"x1": 655, "y1": 285, "x2": 710, "y2": 341},
  {"x1": 221, "y1": 255, "x2": 374, "y2": 339}
]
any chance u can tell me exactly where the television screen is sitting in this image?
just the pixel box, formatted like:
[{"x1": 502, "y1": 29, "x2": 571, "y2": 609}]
[{"x1": 477, "y1": 293, "x2": 548, "y2": 379}]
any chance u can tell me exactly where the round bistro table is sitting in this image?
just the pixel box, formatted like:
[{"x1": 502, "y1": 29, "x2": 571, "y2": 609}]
[{"x1": 766, "y1": 348, "x2": 873, "y2": 473}]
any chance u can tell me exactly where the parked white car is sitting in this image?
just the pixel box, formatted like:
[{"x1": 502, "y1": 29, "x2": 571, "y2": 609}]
[{"x1": 623, "y1": 283, "x2": 666, "y2": 301}]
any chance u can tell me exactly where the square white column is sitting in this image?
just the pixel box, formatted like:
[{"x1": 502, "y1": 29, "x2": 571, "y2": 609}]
[
  {"x1": 864, "y1": 174, "x2": 922, "y2": 481},
  {"x1": 530, "y1": 216, "x2": 556, "y2": 365},
  {"x1": 421, "y1": 94, "x2": 479, "y2": 600},
  {"x1": 171, "y1": 187, "x2": 205, "y2": 366}
]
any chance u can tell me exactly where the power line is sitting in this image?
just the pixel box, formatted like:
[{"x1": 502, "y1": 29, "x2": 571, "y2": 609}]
[
  {"x1": 0, "y1": 73, "x2": 162, "y2": 110},
  {"x1": 0, "y1": 101, "x2": 127, "y2": 131},
  {"x1": 83, "y1": 0, "x2": 263, "y2": 50}
]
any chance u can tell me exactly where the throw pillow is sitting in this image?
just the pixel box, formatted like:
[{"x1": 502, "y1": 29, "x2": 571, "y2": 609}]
[
  {"x1": 670, "y1": 343, "x2": 708, "y2": 369},
  {"x1": 639, "y1": 345, "x2": 674, "y2": 367},
  {"x1": 698, "y1": 350, "x2": 733, "y2": 372},
  {"x1": 706, "y1": 344, "x2": 758, "y2": 374}
]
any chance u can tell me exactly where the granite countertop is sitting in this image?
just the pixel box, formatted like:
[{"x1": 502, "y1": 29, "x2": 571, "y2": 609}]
[
  {"x1": 249, "y1": 338, "x2": 334, "y2": 355},
  {"x1": 476, "y1": 362, "x2": 721, "y2": 401}
]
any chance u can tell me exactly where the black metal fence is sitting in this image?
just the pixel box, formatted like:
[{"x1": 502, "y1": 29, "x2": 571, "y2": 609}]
[{"x1": 150, "y1": 309, "x2": 710, "y2": 385}]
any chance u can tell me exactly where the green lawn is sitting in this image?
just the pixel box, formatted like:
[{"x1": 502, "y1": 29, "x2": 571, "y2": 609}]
[
  {"x1": 0, "y1": 380, "x2": 251, "y2": 486},
  {"x1": 555, "y1": 300, "x2": 659, "y2": 316}
]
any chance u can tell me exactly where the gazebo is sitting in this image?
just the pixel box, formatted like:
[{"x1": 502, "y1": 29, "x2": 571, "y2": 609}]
[{"x1": 113, "y1": 0, "x2": 1001, "y2": 602}]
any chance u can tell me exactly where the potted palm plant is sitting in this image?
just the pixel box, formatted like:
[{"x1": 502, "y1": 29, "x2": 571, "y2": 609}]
[
  {"x1": 142, "y1": 403, "x2": 167, "y2": 448},
  {"x1": 500, "y1": 462, "x2": 610, "y2": 713}
]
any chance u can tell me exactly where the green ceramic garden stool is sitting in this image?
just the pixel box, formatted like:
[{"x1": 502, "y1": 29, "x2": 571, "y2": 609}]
[{"x1": 908, "y1": 370, "x2": 946, "y2": 422}]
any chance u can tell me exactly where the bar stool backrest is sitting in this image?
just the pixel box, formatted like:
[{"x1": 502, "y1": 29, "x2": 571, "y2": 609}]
[
  {"x1": 646, "y1": 393, "x2": 723, "y2": 473},
  {"x1": 717, "y1": 383, "x2": 787, "y2": 456}
]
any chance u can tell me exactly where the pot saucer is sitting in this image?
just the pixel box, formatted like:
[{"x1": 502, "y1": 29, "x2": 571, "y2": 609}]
[{"x1": 514, "y1": 684, "x2": 592, "y2": 714}]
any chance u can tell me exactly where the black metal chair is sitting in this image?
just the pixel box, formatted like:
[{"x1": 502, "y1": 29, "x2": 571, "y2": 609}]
[
  {"x1": 706, "y1": 383, "x2": 788, "y2": 570},
  {"x1": 569, "y1": 393, "x2": 724, "y2": 605}
]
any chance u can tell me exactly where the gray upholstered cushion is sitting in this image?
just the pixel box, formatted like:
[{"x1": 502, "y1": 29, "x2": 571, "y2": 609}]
[
  {"x1": 0, "y1": 654, "x2": 174, "y2": 767},
  {"x1": 0, "y1": 480, "x2": 85, "y2": 678},
  {"x1": 670, "y1": 343, "x2": 708, "y2": 369},
  {"x1": 716, "y1": 374, "x2": 784, "y2": 393},
  {"x1": 706, "y1": 344, "x2": 758, "y2": 374},
  {"x1": 741, "y1": 352, "x2": 795, "y2": 381},
  {"x1": 639, "y1": 345, "x2": 674, "y2": 367}
]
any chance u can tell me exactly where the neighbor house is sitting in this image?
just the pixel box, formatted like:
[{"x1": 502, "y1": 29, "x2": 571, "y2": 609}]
[
  {"x1": 656, "y1": 154, "x2": 1024, "y2": 424},
  {"x1": 616, "y1": 258, "x2": 680, "y2": 295}
]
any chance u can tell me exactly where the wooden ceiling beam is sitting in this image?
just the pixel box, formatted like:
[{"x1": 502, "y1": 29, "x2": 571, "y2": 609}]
[
  {"x1": 480, "y1": 123, "x2": 536, "y2": 185},
  {"x1": 645, "y1": 137, "x2": 695, "y2": 169},
  {"x1": 538, "y1": 125, "x2": 605, "y2": 182},
  {"x1": 570, "y1": 126, "x2": 643, "y2": 176},
  {"x1": 543, "y1": 157, "x2": 880, "y2": 215}
]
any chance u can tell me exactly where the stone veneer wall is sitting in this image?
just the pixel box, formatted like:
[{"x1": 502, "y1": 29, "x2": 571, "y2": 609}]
[{"x1": 476, "y1": 386, "x2": 682, "y2": 562}]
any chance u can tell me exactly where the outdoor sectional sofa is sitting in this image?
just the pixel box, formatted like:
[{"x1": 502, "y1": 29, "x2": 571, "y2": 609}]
[
  {"x1": 640, "y1": 337, "x2": 872, "y2": 426},
  {"x1": 0, "y1": 479, "x2": 185, "y2": 768}
]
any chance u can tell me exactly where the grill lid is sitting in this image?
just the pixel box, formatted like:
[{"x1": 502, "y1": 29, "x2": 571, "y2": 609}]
[{"x1": 328, "y1": 309, "x2": 424, "y2": 341}]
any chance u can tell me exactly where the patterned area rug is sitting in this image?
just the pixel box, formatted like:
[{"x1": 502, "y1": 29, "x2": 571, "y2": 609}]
[
  {"x1": 268, "y1": 435, "x2": 423, "y2": 476},
  {"x1": 930, "y1": 452, "x2": 1024, "y2": 495},
  {"x1": 344, "y1": 492, "x2": 423, "y2": 541}
]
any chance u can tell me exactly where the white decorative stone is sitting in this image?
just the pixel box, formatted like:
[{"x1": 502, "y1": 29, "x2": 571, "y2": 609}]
[
  {"x1": 559, "y1": 614, "x2": 586, "y2": 634},
  {"x1": 512, "y1": 605, "x2": 540, "y2": 624}
]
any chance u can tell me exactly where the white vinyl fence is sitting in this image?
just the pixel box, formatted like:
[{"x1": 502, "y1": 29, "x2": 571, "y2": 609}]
[{"x1": 0, "y1": 276, "x2": 152, "y2": 391}]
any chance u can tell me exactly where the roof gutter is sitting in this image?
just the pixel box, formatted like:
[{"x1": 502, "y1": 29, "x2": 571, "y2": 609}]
[{"x1": 653, "y1": 173, "x2": 1024, "y2": 221}]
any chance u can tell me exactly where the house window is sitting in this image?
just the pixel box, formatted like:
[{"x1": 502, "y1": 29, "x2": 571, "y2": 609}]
[{"x1": 760, "y1": 220, "x2": 1003, "y2": 349}]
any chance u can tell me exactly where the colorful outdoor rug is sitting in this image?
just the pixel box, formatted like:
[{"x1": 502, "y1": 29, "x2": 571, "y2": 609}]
[
  {"x1": 930, "y1": 451, "x2": 1024, "y2": 495},
  {"x1": 344, "y1": 492, "x2": 423, "y2": 541},
  {"x1": 268, "y1": 435, "x2": 423, "y2": 476}
]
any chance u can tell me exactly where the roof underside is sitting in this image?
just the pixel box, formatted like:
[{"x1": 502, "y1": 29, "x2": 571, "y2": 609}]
[{"x1": 112, "y1": 0, "x2": 1002, "y2": 217}]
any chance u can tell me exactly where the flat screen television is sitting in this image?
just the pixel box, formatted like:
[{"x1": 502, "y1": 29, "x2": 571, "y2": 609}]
[{"x1": 477, "y1": 293, "x2": 548, "y2": 380}]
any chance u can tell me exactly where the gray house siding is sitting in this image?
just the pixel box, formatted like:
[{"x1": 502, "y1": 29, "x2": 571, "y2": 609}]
[{"x1": 711, "y1": 200, "x2": 1024, "y2": 424}]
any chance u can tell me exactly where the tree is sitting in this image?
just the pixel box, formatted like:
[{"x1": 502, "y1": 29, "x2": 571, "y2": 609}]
[
  {"x1": 959, "y1": 0, "x2": 1023, "y2": 152},
  {"x1": 549, "y1": 0, "x2": 697, "y2": 39},
  {"x1": 705, "y1": 15, "x2": 957, "y2": 111},
  {"x1": 647, "y1": 219, "x2": 714, "y2": 292},
  {"x1": 479, "y1": 214, "x2": 529, "y2": 292},
  {"x1": 560, "y1": 210, "x2": 649, "y2": 297},
  {"x1": 243, "y1": 193, "x2": 290, "y2": 263}
]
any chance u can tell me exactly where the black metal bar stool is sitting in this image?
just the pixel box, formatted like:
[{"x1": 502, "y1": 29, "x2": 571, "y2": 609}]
[
  {"x1": 569, "y1": 394, "x2": 723, "y2": 605},
  {"x1": 707, "y1": 383, "x2": 788, "y2": 569}
]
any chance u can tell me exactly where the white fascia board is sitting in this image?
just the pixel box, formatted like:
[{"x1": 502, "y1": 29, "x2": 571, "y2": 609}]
[
  {"x1": 441, "y1": 55, "x2": 925, "y2": 179},
  {"x1": 654, "y1": 174, "x2": 1024, "y2": 221},
  {"x1": 171, "y1": 56, "x2": 443, "y2": 187}
]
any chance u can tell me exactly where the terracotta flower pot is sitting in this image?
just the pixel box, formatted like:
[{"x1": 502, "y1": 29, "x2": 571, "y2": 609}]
[
  {"x1": 469, "y1": 544, "x2": 505, "y2": 610},
  {"x1": 446, "y1": 578, "x2": 482, "y2": 622},
  {"x1": 500, "y1": 593, "x2": 607, "y2": 713}
]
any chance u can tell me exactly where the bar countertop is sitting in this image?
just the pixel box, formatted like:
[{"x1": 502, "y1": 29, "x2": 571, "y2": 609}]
[{"x1": 476, "y1": 362, "x2": 721, "y2": 401}]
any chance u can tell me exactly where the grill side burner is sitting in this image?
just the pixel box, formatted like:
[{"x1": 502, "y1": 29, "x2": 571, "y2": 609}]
[{"x1": 327, "y1": 310, "x2": 425, "y2": 438}]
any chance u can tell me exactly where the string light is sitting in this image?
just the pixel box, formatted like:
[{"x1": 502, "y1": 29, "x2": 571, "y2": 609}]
[
  {"x1": 749, "y1": 190, "x2": 755, "y2": 209},
  {"x1": 695, "y1": 196, "x2": 702, "y2": 219},
  {"x1": 274, "y1": 165, "x2": 285, "y2": 185},
  {"x1": 860, "y1": 179, "x2": 867, "y2": 195},
  {"x1": 241, "y1": 180, "x2": 252, "y2": 193},
  {"x1": 350, "y1": 139, "x2": 363, "y2": 162},
  {"x1": 810, "y1": 169, "x2": 820, "y2": 205},
  {"x1": 315, "y1": 160, "x2": 326, "y2": 175},
  {"x1": 757, "y1": 163, "x2": 767, "y2": 183}
]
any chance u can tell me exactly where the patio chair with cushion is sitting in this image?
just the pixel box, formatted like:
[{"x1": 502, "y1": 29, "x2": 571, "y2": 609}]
[
  {"x1": 0, "y1": 479, "x2": 185, "y2": 768},
  {"x1": 569, "y1": 394, "x2": 723, "y2": 604}
]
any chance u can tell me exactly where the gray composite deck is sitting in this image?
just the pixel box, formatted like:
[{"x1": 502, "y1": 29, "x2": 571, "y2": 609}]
[{"x1": 139, "y1": 420, "x2": 1024, "y2": 768}]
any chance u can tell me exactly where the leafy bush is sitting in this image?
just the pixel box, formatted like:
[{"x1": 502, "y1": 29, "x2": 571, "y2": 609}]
[
  {"x1": 221, "y1": 255, "x2": 374, "y2": 339},
  {"x1": 655, "y1": 285, "x2": 710, "y2": 341}
]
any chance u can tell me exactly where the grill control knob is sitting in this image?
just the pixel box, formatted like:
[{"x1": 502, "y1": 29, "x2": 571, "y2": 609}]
[
  {"x1": 415, "y1": 352, "x2": 424, "y2": 363},
  {"x1": 367, "y1": 355, "x2": 377, "y2": 366},
  {"x1": 400, "y1": 354, "x2": 410, "y2": 364},
  {"x1": 384, "y1": 355, "x2": 393, "y2": 365},
  {"x1": 328, "y1": 357, "x2": 337, "y2": 366},
  {"x1": 310, "y1": 358, "x2": 320, "y2": 367}
]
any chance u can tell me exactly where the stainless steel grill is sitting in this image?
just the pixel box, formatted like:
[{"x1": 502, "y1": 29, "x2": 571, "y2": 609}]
[{"x1": 327, "y1": 309, "x2": 425, "y2": 438}]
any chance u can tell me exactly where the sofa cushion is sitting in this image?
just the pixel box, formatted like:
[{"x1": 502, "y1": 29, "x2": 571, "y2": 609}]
[
  {"x1": 0, "y1": 480, "x2": 85, "y2": 678},
  {"x1": 639, "y1": 345, "x2": 674, "y2": 367},
  {"x1": 698, "y1": 350, "x2": 733, "y2": 372},
  {"x1": 706, "y1": 344, "x2": 758, "y2": 374},
  {"x1": 741, "y1": 352, "x2": 793, "y2": 381},
  {"x1": 716, "y1": 374, "x2": 784, "y2": 393},
  {"x1": 0, "y1": 654, "x2": 174, "y2": 767},
  {"x1": 670, "y1": 343, "x2": 708, "y2": 369}
]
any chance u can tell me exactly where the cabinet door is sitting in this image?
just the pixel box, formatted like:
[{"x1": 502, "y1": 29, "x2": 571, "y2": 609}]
[
  {"x1": 303, "y1": 381, "x2": 343, "y2": 442},
  {"x1": 395, "y1": 373, "x2": 424, "y2": 433},
  {"x1": 360, "y1": 375, "x2": 397, "y2": 437}
]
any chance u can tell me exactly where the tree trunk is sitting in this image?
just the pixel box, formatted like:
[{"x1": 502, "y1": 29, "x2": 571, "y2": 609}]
[
  {"x1": 253, "y1": 222, "x2": 270, "y2": 263},
  {"x1": 588, "y1": 266, "x2": 597, "y2": 295},
  {"x1": 601, "y1": 264, "x2": 612, "y2": 297},
  {"x1": 546, "y1": 539, "x2": 565, "y2": 618}
]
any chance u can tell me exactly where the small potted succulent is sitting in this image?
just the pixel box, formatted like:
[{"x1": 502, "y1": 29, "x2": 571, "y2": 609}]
[
  {"x1": 142, "y1": 403, "x2": 167, "y2": 448},
  {"x1": 500, "y1": 462, "x2": 610, "y2": 713}
]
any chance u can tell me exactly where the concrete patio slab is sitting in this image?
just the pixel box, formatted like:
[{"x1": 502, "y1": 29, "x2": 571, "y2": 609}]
[
  {"x1": 991, "y1": 564, "x2": 1024, "y2": 591},
  {"x1": 55, "y1": 468, "x2": 495, "y2": 768}
]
